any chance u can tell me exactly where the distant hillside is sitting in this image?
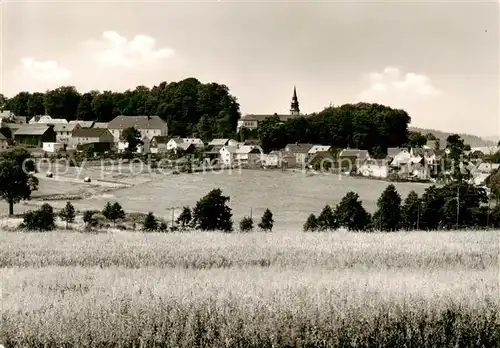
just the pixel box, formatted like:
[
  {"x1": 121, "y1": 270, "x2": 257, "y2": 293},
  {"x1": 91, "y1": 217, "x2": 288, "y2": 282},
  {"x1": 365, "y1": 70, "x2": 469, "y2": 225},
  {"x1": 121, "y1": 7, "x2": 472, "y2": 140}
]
[{"x1": 409, "y1": 127, "x2": 496, "y2": 148}]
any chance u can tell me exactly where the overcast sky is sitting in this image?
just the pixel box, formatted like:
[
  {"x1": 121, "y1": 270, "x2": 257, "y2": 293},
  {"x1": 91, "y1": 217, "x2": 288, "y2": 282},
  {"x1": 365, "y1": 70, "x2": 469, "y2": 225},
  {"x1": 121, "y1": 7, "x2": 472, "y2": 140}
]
[{"x1": 1, "y1": 0, "x2": 498, "y2": 137}]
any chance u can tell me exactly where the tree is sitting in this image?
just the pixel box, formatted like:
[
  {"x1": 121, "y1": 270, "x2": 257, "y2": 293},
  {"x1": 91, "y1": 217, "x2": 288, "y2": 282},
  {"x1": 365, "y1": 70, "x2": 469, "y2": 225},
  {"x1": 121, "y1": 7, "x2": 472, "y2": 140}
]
[
  {"x1": 22, "y1": 203, "x2": 56, "y2": 231},
  {"x1": 83, "y1": 210, "x2": 98, "y2": 230},
  {"x1": 191, "y1": 188, "x2": 233, "y2": 232},
  {"x1": 419, "y1": 185, "x2": 445, "y2": 230},
  {"x1": 407, "y1": 131, "x2": 427, "y2": 148},
  {"x1": 317, "y1": 205, "x2": 337, "y2": 231},
  {"x1": 102, "y1": 201, "x2": 125, "y2": 225},
  {"x1": 196, "y1": 114, "x2": 214, "y2": 142},
  {"x1": 43, "y1": 86, "x2": 81, "y2": 120},
  {"x1": 102, "y1": 202, "x2": 113, "y2": 220},
  {"x1": 258, "y1": 208, "x2": 274, "y2": 232},
  {"x1": 334, "y1": 192, "x2": 371, "y2": 231},
  {"x1": 27, "y1": 92, "x2": 46, "y2": 117},
  {"x1": 401, "y1": 191, "x2": 421, "y2": 230},
  {"x1": 59, "y1": 201, "x2": 76, "y2": 229},
  {"x1": 176, "y1": 206, "x2": 192, "y2": 228},
  {"x1": 121, "y1": 127, "x2": 143, "y2": 154},
  {"x1": 0, "y1": 149, "x2": 38, "y2": 215},
  {"x1": 143, "y1": 212, "x2": 158, "y2": 231},
  {"x1": 303, "y1": 213, "x2": 318, "y2": 232},
  {"x1": 372, "y1": 184, "x2": 402, "y2": 231},
  {"x1": 239, "y1": 216, "x2": 253, "y2": 232}
]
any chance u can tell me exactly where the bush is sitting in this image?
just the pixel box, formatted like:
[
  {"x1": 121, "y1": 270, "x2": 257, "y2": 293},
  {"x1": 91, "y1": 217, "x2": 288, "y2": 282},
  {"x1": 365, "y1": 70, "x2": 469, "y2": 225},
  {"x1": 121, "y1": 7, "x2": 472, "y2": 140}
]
[
  {"x1": 143, "y1": 212, "x2": 158, "y2": 232},
  {"x1": 82, "y1": 210, "x2": 99, "y2": 231},
  {"x1": 239, "y1": 216, "x2": 253, "y2": 232},
  {"x1": 22, "y1": 203, "x2": 56, "y2": 231},
  {"x1": 303, "y1": 214, "x2": 318, "y2": 232},
  {"x1": 102, "y1": 201, "x2": 126, "y2": 225},
  {"x1": 176, "y1": 206, "x2": 192, "y2": 229},
  {"x1": 258, "y1": 209, "x2": 274, "y2": 232}
]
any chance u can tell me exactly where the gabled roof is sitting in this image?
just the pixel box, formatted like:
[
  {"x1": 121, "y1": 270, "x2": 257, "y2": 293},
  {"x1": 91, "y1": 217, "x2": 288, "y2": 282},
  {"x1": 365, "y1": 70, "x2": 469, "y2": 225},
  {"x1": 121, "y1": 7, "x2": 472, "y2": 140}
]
[
  {"x1": 72, "y1": 128, "x2": 111, "y2": 138},
  {"x1": 477, "y1": 162, "x2": 500, "y2": 172},
  {"x1": 236, "y1": 145, "x2": 263, "y2": 154},
  {"x1": 339, "y1": 149, "x2": 369, "y2": 158},
  {"x1": 387, "y1": 147, "x2": 406, "y2": 157},
  {"x1": 221, "y1": 145, "x2": 238, "y2": 154},
  {"x1": 208, "y1": 138, "x2": 230, "y2": 146},
  {"x1": 0, "y1": 133, "x2": 7, "y2": 140},
  {"x1": 14, "y1": 124, "x2": 53, "y2": 136},
  {"x1": 53, "y1": 123, "x2": 80, "y2": 132},
  {"x1": 151, "y1": 136, "x2": 170, "y2": 144},
  {"x1": 69, "y1": 120, "x2": 95, "y2": 128},
  {"x1": 179, "y1": 142, "x2": 195, "y2": 151},
  {"x1": 286, "y1": 143, "x2": 314, "y2": 154},
  {"x1": 38, "y1": 116, "x2": 68, "y2": 124},
  {"x1": 93, "y1": 122, "x2": 109, "y2": 129},
  {"x1": 108, "y1": 115, "x2": 166, "y2": 130},
  {"x1": 308, "y1": 145, "x2": 331, "y2": 154},
  {"x1": 169, "y1": 137, "x2": 184, "y2": 145}
]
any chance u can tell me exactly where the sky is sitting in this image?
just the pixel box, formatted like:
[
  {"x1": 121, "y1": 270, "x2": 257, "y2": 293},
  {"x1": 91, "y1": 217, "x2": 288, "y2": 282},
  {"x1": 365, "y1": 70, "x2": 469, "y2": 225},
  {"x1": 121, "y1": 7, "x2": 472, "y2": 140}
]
[{"x1": 1, "y1": 0, "x2": 498, "y2": 137}]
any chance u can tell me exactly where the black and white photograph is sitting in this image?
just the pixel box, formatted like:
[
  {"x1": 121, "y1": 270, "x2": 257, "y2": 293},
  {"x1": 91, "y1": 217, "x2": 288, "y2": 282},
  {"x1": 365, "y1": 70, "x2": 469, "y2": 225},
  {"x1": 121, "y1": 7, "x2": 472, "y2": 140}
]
[{"x1": 0, "y1": 0, "x2": 499, "y2": 346}]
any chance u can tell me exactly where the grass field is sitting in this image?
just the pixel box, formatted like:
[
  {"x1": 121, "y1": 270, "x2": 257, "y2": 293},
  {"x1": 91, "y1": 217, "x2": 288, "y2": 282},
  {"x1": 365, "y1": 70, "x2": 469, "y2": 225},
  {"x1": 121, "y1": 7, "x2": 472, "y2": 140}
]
[
  {"x1": 1, "y1": 169, "x2": 432, "y2": 230},
  {"x1": 1, "y1": 230, "x2": 498, "y2": 347}
]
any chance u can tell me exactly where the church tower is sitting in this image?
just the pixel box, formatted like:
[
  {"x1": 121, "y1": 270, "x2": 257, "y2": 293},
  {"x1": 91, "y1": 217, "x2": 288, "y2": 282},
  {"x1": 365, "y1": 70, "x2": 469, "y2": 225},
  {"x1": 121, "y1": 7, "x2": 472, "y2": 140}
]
[{"x1": 290, "y1": 86, "x2": 300, "y2": 116}]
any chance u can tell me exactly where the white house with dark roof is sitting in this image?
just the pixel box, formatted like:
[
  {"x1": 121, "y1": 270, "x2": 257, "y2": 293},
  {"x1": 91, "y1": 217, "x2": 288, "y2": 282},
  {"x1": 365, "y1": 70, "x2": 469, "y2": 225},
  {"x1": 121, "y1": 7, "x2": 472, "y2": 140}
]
[
  {"x1": 54, "y1": 123, "x2": 81, "y2": 144},
  {"x1": 108, "y1": 115, "x2": 168, "y2": 143}
]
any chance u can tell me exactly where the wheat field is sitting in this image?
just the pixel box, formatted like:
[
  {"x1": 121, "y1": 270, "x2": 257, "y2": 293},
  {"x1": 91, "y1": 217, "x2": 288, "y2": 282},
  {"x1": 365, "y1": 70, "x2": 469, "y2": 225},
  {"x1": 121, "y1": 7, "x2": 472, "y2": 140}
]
[{"x1": 1, "y1": 230, "x2": 499, "y2": 347}]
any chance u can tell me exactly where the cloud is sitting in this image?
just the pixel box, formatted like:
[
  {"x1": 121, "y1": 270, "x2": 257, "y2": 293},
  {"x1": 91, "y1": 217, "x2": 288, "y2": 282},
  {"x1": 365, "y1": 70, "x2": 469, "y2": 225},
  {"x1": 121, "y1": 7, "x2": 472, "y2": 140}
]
[
  {"x1": 20, "y1": 57, "x2": 72, "y2": 81},
  {"x1": 359, "y1": 67, "x2": 440, "y2": 105},
  {"x1": 84, "y1": 31, "x2": 175, "y2": 68}
]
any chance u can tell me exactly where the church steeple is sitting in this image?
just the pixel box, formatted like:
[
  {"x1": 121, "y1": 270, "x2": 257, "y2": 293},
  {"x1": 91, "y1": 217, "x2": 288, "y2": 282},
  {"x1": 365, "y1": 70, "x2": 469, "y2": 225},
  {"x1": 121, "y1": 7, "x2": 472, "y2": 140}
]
[{"x1": 290, "y1": 86, "x2": 300, "y2": 116}]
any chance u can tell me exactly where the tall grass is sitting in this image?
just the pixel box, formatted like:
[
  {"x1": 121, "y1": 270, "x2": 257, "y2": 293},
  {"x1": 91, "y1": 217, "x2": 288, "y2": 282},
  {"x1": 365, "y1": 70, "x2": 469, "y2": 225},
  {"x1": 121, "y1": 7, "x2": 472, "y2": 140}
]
[{"x1": 0, "y1": 230, "x2": 498, "y2": 347}]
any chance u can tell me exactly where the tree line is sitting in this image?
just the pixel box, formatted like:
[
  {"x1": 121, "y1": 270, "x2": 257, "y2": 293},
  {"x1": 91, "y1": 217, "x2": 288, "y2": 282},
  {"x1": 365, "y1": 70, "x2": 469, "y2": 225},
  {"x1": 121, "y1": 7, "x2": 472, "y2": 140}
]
[
  {"x1": 256, "y1": 103, "x2": 412, "y2": 154},
  {"x1": 1, "y1": 78, "x2": 241, "y2": 138},
  {"x1": 304, "y1": 181, "x2": 500, "y2": 232}
]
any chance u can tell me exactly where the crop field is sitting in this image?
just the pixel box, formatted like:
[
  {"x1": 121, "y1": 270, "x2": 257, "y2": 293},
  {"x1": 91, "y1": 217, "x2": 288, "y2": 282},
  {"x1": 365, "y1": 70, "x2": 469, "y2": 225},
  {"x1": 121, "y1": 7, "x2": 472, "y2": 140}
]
[{"x1": 1, "y1": 230, "x2": 498, "y2": 347}]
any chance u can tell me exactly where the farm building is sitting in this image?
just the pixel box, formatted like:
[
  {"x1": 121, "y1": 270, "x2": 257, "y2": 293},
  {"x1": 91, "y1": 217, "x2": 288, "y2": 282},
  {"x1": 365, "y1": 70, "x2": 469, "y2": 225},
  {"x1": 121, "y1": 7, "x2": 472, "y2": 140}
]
[
  {"x1": 70, "y1": 128, "x2": 114, "y2": 149},
  {"x1": 108, "y1": 115, "x2": 168, "y2": 142},
  {"x1": 14, "y1": 124, "x2": 57, "y2": 147}
]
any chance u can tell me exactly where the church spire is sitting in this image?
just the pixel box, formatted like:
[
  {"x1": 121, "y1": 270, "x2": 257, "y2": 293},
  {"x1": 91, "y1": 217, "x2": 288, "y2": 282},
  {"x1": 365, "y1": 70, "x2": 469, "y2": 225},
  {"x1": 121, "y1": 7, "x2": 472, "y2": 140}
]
[{"x1": 290, "y1": 85, "x2": 300, "y2": 116}]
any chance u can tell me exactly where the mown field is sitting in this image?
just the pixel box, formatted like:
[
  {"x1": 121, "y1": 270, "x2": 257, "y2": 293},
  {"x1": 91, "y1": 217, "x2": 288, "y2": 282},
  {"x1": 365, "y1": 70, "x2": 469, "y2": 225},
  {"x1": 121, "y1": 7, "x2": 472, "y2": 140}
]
[{"x1": 1, "y1": 230, "x2": 499, "y2": 347}]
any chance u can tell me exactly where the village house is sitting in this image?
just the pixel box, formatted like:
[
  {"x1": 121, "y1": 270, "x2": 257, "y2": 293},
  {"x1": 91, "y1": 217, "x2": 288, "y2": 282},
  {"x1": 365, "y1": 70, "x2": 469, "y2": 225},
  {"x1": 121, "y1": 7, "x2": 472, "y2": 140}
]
[
  {"x1": 69, "y1": 120, "x2": 95, "y2": 128},
  {"x1": 262, "y1": 150, "x2": 297, "y2": 168},
  {"x1": 219, "y1": 144, "x2": 263, "y2": 167},
  {"x1": 150, "y1": 136, "x2": 170, "y2": 154},
  {"x1": 0, "y1": 133, "x2": 9, "y2": 151},
  {"x1": 285, "y1": 143, "x2": 314, "y2": 167},
  {"x1": 14, "y1": 124, "x2": 57, "y2": 147},
  {"x1": 236, "y1": 87, "x2": 303, "y2": 133},
  {"x1": 182, "y1": 137, "x2": 204, "y2": 148},
  {"x1": 117, "y1": 136, "x2": 151, "y2": 154},
  {"x1": 108, "y1": 115, "x2": 168, "y2": 143},
  {"x1": 42, "y1": 142, "x2": 64, "y2": 153},
  {"x1": 357, "y1": 159, "x2": 389, "y2": 178},
  {"x1": 307, "y1": 150, "x2": 336, "y2": 170},
  {"x1": 54, "y1": 123, "x2": 81, "y2": 144},
  {"x1": 477, "y1": 162, "x2": 500, "y2": 174},
  {"x1": 338, "y1": 148, "x2": 370, "y2": 171},
  {"x1": 70, "y1": 128, "x2": 114, "y2": 151}
]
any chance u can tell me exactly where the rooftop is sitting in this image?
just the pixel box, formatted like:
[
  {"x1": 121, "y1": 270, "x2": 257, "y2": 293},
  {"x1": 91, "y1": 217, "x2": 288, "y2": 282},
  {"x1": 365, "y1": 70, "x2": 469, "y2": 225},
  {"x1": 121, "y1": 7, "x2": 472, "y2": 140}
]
[{"x1": 108, "y1": 115, "x2": 166, "y2": 130}]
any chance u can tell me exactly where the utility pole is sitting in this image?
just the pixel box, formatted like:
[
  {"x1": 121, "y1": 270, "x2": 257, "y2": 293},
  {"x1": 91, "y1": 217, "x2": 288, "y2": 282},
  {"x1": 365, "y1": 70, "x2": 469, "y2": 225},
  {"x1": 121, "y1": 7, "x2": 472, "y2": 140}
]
[
  {"x1": 250, "y1": 207, "x2": 252, "y2": 220},
  {"x1": 171, "y1": 208, "x2": 175, "y2": 227},
  {"x1": 416, "y1": 203, "x2": 420, "y2": 230},
  {"x1": 456, "y1": 183, "x2": 460, "y2": 230}
]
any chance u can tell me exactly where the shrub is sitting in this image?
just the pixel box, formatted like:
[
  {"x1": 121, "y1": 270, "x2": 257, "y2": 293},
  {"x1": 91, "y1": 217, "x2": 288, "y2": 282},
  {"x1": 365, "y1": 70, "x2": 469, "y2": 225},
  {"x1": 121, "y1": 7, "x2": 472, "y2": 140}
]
[
  {"x1": 82, "y1": 210, "x2": 99, "y2": 231},
  {"x1": 303, "y1": 214, "x2": 318, "y2": 232},
  {"x1": 258, "y1": 209, "x2": 274, "y2": 232},
  {"x1": 22, "y1": 203, "x2": 56, "y2": 231},
  {"x1": 143, "y1": 212, "x2": 158, "y2": 232},
  {"x1": 239, "y1": 216, "x2": 253, "y2": 232},
  {"x1": 176, "y1": 206, "x2": 192, "y2": 229}
]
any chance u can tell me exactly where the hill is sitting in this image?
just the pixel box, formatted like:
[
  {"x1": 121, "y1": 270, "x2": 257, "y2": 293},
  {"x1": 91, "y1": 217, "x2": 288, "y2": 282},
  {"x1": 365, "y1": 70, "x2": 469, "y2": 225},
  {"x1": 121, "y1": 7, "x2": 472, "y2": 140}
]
[{"x1": 409, "y1": 127, "x2": 496, "y2": 148}]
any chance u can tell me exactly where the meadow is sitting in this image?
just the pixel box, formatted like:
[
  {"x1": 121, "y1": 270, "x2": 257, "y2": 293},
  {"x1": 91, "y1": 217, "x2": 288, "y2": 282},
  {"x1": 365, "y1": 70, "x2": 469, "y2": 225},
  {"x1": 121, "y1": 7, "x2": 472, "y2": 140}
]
[{"x1": 1, "y1": 230, "x2": 499, "y2": 347}]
